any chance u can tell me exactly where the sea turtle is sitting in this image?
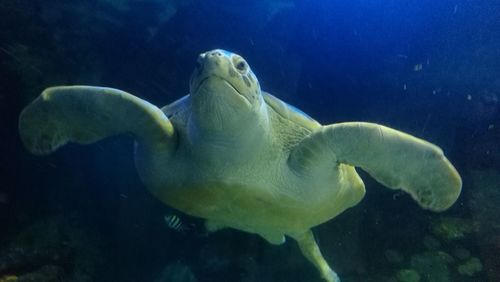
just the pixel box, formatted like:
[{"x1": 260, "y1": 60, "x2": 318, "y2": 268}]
[{"x1": 19, "y1": 49, "x2": 462, "y2": 282}]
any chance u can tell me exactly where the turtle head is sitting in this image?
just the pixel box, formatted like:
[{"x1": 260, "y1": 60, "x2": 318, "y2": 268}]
[{"x1": 188, "y1": 49, "x2": 268, "y2": 143}]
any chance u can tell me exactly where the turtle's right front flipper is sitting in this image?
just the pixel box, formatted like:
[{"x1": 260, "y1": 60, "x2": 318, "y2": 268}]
[{"x1": 19, "y1": 86, "x2": 176, "y2": 155}]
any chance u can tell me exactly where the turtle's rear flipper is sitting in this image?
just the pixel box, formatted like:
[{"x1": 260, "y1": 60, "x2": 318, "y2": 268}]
[
  {"x1": 19, "y1": 86, "x2": 176, "y2": 155},
  {"x1": 292, "y1": 230, "x2": 340, "y2": 282},
  {"x1": 289, "y1": 122, "x2": 462, "y2": 212}
]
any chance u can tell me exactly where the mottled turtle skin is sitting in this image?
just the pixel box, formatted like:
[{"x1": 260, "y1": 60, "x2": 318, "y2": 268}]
[{"x1": 19, "y1": 50, "x2": 462, "y2": 282}]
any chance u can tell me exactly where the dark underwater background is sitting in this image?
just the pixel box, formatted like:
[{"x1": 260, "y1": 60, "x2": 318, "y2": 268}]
[{"x1": 1, "y1": 0, "x2": 499, "y2": 281}]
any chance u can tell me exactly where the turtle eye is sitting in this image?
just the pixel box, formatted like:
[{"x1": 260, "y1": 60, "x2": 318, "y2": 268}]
[{"x1": 236, "y1": 61, "x2": 247, "y2": 72}]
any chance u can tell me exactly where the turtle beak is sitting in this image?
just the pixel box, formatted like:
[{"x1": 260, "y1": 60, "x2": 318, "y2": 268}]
[{"x1": 191, "y1": 50, "x2": 246, "y2": 98}]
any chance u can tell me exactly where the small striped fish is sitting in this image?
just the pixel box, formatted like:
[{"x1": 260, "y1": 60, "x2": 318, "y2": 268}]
[{"x1": 164, "y1": 214, "x2": 186, "y2": 232}]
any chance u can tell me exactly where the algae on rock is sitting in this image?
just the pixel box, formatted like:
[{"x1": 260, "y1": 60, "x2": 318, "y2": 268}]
[
  {"x1": 430, "y1": 217, "x2": 476, "y2": 240},
  {"x1": 410, "y1": 251, "x2": 454, "y2": 282},
  {"x1": 457, "y1": 257, "x2": 483, "y2": 277},
  {"x1": 395, "y1": 269, "x2": 420, "y2": 282}
]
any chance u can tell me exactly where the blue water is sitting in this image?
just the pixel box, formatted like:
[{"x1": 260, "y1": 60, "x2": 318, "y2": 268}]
[{"x1": 1, "y1": 0, "x2": 499, "y2": 281}]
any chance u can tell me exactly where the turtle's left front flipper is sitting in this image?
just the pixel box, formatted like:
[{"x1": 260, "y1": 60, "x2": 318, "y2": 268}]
[
  {"x1": 19, "y1": 86, "x2": 176, "y2": 155},
  {"x1": 289, "y1": 122, "x2": 462, "y2": 212}
]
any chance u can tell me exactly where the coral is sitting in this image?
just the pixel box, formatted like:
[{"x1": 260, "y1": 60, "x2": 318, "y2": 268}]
[
  {"x1": 0, "y1": 275, "x2": 18, "y2": 282},
  {"x1": 0, "y1": 215, "x2": 102, "y2": 281},
  {"x1": 430, "y1": 217, "x2": 476, "y2": 240},
  {"x1": 457, "y1": 257, "x2": 483, "y2": 276},
  {"x1": 395, "y1": 269, "x2": 420, "y2": 282},
  {"x1": 16, "y1": 265, "x2": 63, "y2": 282},
  {"x1": 410, "y1": 251, "x2": 453, "y2": 282},
  {"x1": 0, "y1": 266, "x2": 63, "y2": 282}
]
